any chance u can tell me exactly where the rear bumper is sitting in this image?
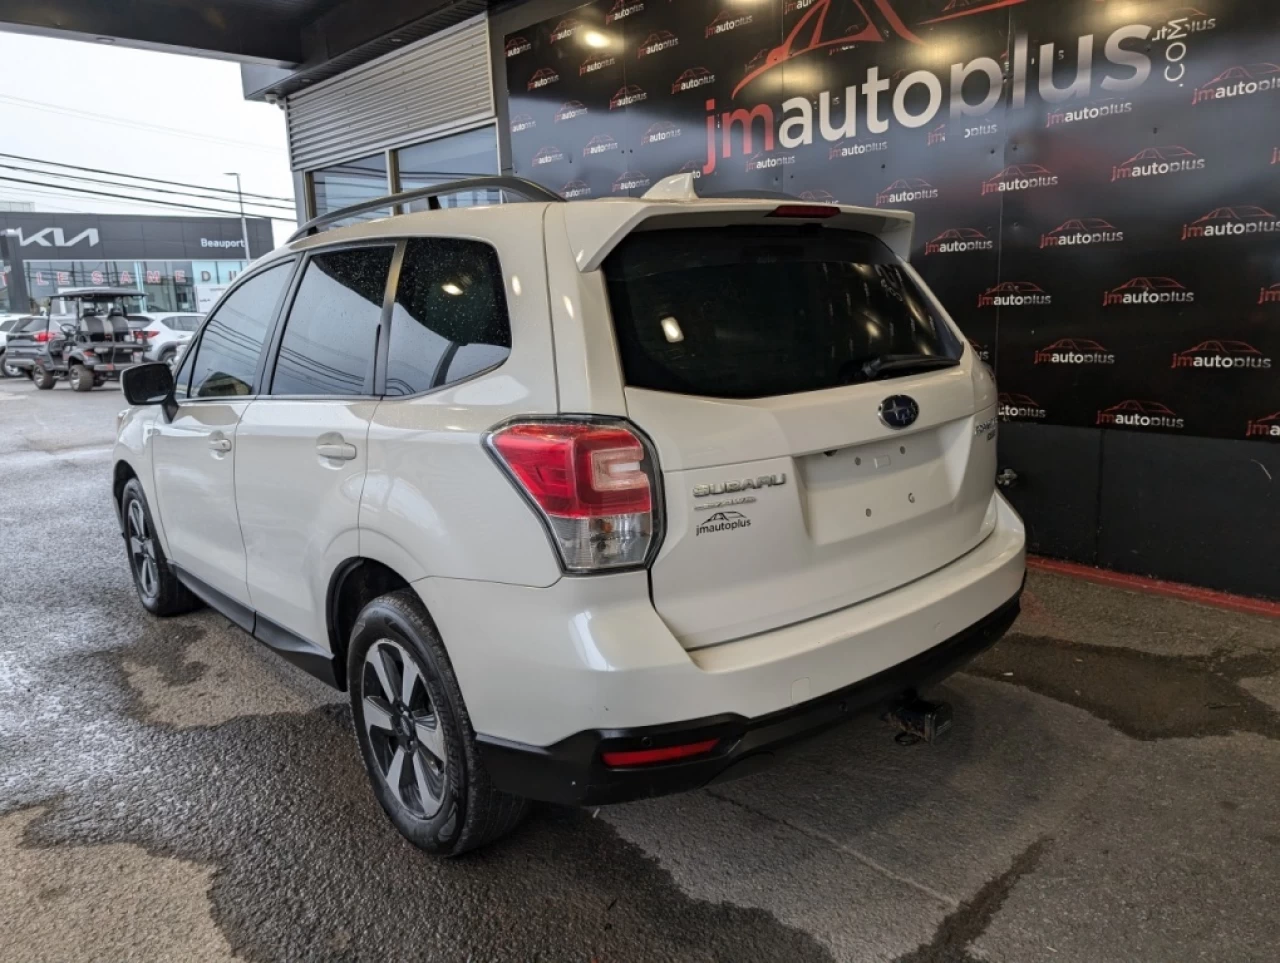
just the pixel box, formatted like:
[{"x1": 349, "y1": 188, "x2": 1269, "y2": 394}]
[{"x1": 477, "y1": 589, "x2": 1021, "y2": 805}]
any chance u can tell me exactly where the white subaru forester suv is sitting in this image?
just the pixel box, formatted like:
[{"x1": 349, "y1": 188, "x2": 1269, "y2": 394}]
[{"x1": 114, "y1": 174, "x2": 1026, "y2": 855}]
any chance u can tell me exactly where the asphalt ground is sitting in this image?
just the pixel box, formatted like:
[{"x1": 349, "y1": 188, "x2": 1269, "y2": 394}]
[{"x1": 2, "y1": 374, "x2": 1278, "y2": 962}]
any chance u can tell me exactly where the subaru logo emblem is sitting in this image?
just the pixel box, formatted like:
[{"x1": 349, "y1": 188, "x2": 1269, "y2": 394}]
[{"x1": 879, "y1": 395, "x2": 920, "y2": 430}]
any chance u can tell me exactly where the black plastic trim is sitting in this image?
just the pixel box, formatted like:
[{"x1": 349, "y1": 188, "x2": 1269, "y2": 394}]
[
  {"x1": 476, "y1": 586, "x2": 1023, "y2": 806},
  {"x1": 170, "y1": 562, "x2": 339, "y2": 689}
]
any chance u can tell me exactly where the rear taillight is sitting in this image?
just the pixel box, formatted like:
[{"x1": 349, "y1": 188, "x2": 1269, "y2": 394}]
[
  {"x1": 486, "y1": 419, "x2": 662, "y2": 573},
  {"x1": 33, "y1": 331, "x2": 55, "y2": 343},
  {"x1": 139, "y1": 331, "x2": 159, "y2": 340}
]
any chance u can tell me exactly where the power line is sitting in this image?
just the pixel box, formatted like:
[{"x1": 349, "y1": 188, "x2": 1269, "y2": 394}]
[
  {"x1": 0, "y1": 184, "x2": 293, "y2": 222},
  {"x1": 0, "y1": 93, "x2": 286, "y2": 155},
  {"x1": 0, "y1": 152, "x2": 296, "y2": 205},
  {"x1": 0, "y1": 175, "x2": 298, "y2": 223},
  {"x1": 0, "y1": 163, "x2": 297, "y2": 214}
]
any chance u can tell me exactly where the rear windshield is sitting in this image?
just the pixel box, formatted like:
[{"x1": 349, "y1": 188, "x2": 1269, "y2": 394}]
[
  {"x1": 169, "y1": 316, "x2": 202, "y2": 332},
  {"x1": 603, "y1": 226, "x2": 961, "y2": 399},
  {"x1": 17, "y1": 317, "x2": 48, "y2": 333}
]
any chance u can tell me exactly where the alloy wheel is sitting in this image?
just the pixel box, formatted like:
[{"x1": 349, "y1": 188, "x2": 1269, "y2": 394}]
[
  {"x1": 127, "y1": 498, "x2": 159, "y2": 600},
  {"x1": 362, "y1": 639, "x2": 448, "y2": 819}
]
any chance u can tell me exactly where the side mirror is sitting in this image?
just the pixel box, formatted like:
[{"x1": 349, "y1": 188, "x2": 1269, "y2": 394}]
[{"x1": 122, "y1": 363, "x2": 177, "y2": 420}]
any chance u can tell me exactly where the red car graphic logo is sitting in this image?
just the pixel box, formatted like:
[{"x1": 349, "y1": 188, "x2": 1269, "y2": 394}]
[
  {"x1": 672, "y1": 67, "x2": 714, "y2": 93},
  {"x1": 561, "y1": 179, "x2": 592, "y2": 198},
  {"x1": 1193, "y1": 206, "x2": 1277, "y2": 223},
  {"x1": 988, "y1": 281, "x2": 1045, "y2": 295},
  {"x1": 934, "y1": 228, "x2": 987, "y2": 241},
  {"x1": 1041, "y1": 338, "x2": 1108, "y2": 352},
  {"x1": 1121, "y1": 146, "x2": 1198, "y2": 165},
  {"x1": 610, "y1": 84, "x2": 647, "y2": 108},
  {"x1": 1102, "y1": 400, "x2": 1178, "y2": 417},
  {"x1": 1045, "y1": 217, "x2": 1118, "y2": 236},
  {"x1": 642, "y1": 121, "x2": 682, "y2": 144},
  {"x1": 706, "y1": 10, "x2": 749, "y2": 38},
  {"x1": 745, "y1": 48, "x2": 770, "y2": 73},
  {"x1": 1201, "y1": 63, "x2": 1280, "y2": 86},
  {"x1": 550, "y1": 18, "x2": 582, "y2": 41},
  {"x1": 999, "y1": 393, "x2": 1042, "y2": 407},
  {"x1": 1179, "y1": 340, "x2": 1262, "y2": 356},
  {"x1": 505, "y1": 36, "x2": 532, "y2": 57},
  {"x1": 583, "y1": 135, "x2": 619, "y2": 156},
  {"x1": 799, "y1": 189, "x2": 838, "y2": 203},
  {"x1": 638, "y1": 30, "x2": 678, "y2": 56},
  {"x1": 527, "y1": 67, "x2": 559, "y2": 90},
  {"x1": 531, "y1": 146, "x2": 565, "y2": 165},
  {"x1": 1116, "y1": 276, "x2": 1187, "y2": 292},
  {"x1": 612, "y1": 171, "x2": 651, "y2": 192}
]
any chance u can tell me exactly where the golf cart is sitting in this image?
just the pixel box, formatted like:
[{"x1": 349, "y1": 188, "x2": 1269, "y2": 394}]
[{"x1": 29, "y1": 288, "x2": 147, "y2": 392}]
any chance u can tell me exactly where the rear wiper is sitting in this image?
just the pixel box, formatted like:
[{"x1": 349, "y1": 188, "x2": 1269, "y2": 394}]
[{"x1": 857, "y1": 354, "x2": 960, "y2": 382}]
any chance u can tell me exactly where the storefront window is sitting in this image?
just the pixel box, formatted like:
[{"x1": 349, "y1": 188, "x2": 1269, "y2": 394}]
[
  {"x1": 0, "y1": 260, "x2": 10, "y2": 312},
  {"x1": 21, "y1": 259, "x2": 245, "y2": 314},
  {"x1": 397, "y1": 126, "x2": 499, "y2": 209},
  {"x1": 311, "y1": 153, "x2": 390, "y2": 224}
]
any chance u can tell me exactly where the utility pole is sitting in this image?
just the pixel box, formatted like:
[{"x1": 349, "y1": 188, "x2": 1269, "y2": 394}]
[
  {"x1": 226, "y1": 172, "x2": 252, "y2": 269},
  {"x1": 0, "y1": 229, "x2": 30, "y2": 315}
]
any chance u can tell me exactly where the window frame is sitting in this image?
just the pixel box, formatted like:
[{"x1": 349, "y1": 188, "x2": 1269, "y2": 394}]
[
  {"x1": 376, "y1": 235, "x2": 512, "y2": 400},
  {"x1": 263, "y1": 240, "x2": 399, "y2": 400},
  {"x1": 175, "y1": 256, "x2": 299, "y2": 406}
]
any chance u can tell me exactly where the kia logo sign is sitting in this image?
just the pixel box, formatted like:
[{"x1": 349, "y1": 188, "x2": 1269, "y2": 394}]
[
  {"x1": 879, "y1": 395, "x2": 919, "y2": 430},
  {"x1": 15, "y1": 227, "x2": 100, "y2": 248}
]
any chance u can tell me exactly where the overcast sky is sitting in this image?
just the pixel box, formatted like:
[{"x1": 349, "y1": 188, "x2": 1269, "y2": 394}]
[{"x1": 0, "y1": 33, "x2": 296, "y2": 245}]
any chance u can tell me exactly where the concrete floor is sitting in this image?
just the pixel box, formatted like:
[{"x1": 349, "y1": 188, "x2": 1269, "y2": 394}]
[{"x1": 1, "y1": 376, "x2": 1277, "y2": 963}]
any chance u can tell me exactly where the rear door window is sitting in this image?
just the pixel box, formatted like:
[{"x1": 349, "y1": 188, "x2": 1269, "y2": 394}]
[
  {"x1": 270, "y1": 246, "x2": 393, "y2": 397},
  {"x1": 188, "y1": 261, "x2": 292, "y2": 398},
  {"x1": 603, "y1": 226, "x2": 961, "y2": 399},
  {"x1": 383, "y1": 238, "x2": 510, "y2": 396}
]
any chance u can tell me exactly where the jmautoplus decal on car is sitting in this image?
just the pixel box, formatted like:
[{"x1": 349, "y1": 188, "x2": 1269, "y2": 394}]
[{"x1": 696, "y1": 511, "x2": 751, "y2": 536}]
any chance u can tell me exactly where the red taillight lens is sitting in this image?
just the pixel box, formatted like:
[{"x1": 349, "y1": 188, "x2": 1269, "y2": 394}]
[
  {"x1": 139, "y1": 330, "x2": 158, "y2": 340},
  {"x1": 768, "y1": 204, "x2": 839, "y2": 219},
  {"x1": 488, "y1": 420, "x2": 660, "y2": 572},
  {"x1": 602, "y1": 739, "x2": 719, "y2": 768},
  {"x1": 33, "y1": 331, "x2": 55, "y2": 343}
]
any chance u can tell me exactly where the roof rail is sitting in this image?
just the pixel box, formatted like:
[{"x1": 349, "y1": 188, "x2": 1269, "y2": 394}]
[{"x1": 287, "y1": 176, "x2": 564, "y2": 243}]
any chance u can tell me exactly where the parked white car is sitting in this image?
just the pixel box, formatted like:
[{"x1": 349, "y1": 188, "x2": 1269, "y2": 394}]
[
  {"x1": 112, "y1": 174, "x2": 1026, "y2": 855},
  {"x1": 131, "y1": 312, "x2": 203, "y2": 366}
]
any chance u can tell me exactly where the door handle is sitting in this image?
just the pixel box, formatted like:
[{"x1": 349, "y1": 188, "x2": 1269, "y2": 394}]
[
  {"x1": 208, "y1": 438, "x2": 232, "y2": 452},
  {"x1": 316, "y1": 442, "x2": 357, "y2": 461}
]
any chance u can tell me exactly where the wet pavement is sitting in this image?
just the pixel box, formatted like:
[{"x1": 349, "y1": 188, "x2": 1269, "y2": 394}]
[{"x1": 2, "y1": 375, "x2": 1278, "y2": 962}]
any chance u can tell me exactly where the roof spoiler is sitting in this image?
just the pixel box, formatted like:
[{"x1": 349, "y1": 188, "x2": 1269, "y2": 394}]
[{"x1": 566, "y1": 174, "x2": 915, "y2": 271}]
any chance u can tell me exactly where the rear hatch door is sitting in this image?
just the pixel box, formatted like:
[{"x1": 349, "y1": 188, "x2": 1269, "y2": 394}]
[{"x1": 598, "y1": 217, "x2": 996, "y2": 649}]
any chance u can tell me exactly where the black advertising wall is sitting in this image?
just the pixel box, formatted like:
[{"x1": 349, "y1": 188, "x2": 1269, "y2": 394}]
[
  {"x1": 0, "y1": 212, "x2": 275, "y2": 260},
  {"x1": 493, "y1": 0, "x2": 1280, "y2": 598}
]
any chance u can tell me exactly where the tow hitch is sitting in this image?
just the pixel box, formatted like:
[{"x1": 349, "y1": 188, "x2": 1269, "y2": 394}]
[{"x1": 884, "y1": 691, "x2": 953, "y2": 745}]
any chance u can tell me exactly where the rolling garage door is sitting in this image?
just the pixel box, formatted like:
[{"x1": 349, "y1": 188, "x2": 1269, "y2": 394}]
[{"x1": 284, "y1": 14, "x2": 494, "y2": 174}]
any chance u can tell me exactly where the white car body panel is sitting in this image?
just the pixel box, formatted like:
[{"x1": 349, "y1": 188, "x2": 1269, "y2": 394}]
[{"x1": 236, "y1": 398, "x2": 375, "y2": 646}]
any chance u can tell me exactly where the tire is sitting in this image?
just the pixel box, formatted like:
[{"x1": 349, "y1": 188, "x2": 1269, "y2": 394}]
[
  {"x1": 71, "y1": 364, "x2": 94, "y2": 392},
  {"x1": 159, "y1": 347, "x2": 178, "y2": 369},
  {"x1": 348, "y1": 589, "x2": 529, "y2": 856},
  {"x1": 32, "y1": 364, "x2": 55, "y2": 390},
  {"x1": 0, "y1": 355, "x2": 17, "y2": 378},
  {"x1": 120, "y1": 478, "x2": 202, "y2": 617}
]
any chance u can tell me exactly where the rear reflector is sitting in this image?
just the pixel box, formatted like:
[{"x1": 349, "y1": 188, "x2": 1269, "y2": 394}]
[
  {"x1": 602, "y1": 739, "x2": 719, "y2": 768},
  {"x1": 486, "y1": 419, "x2": 661, "y2": 573},
  {"x1": 768, "y1": 204, "x2": 839, "y2": 219}
]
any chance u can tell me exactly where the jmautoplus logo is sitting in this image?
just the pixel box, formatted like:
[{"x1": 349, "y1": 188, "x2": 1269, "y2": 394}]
[
  {"x1": 1260, "y1": 283, "x2": 1280, "y2": 304},
  {"x1": 978, "y1": 281, "x2": 1050, "y2": 308},
  {"x1": 706, "y1": 10, "x2": 753, "y2": 39},
  {"x1": 1096, "y1": 400, "x2": 1185, "y2": 430},
  {"x1": 613, "y1": 171, "x2": 651, "y2": 193},
  {"x1": 581, "y1": 53, "x2": 617, "y2": 76},
  {"x1": 1192, "y1": 63, "x2": 1280, "y2": 105},
  {"x1": 583, "y1": 135, "x2": 620, "y2": 157},
  {"x1": 876, "y1": 177, "x2": 938, "y2": 206},
  {"x1": 510, "y1": 113, "x2": 536, "y2": 134},
  {"x1": 642, "y1": 122, "x2": 683, "y2": 145},
  {"x1": 1041, "y1": 218, "x2": 1124, "y2": 250},
  {"x1": 1034, "y1": 338, "x2": 1115, "y2": 365},
  {"x1": 924, "y1": 228, "x2": 993, "y2": 255},
  {"x1": 638, "y1": 30, "x2": 678, "y2": 58},
  {"x1": 555, "y1": 101, "x2": 588, "y2": 123},
  {"x1": 747, "y1": 151, "x2": 796, "y2": 172},
  {"x1": 828, "y1": 139, "x2": 888, "y2": 160},
  {"x1": 610, "y1": 85, "x2": 647, "y2": 109},
  {"x1": 1246, "y1": 412, "x2": 1280, "y2": 440},
  {"x1": 606, "y1": 0, "x2": 644, "y2": 24},
  {"x1": 1111, "y1": 145, "x2": 1205, "y2": 182},
  {"x1": 550, "y1": 18, "x2": 582, "y2": 43},
  {"x1": 998, "y1": 393, "x2": 1047, "y2": 421},
  {"x1": 1045, "y1": 97, "x2": 1133, "y2": 128},
  {"x1": 673, "y1": 67, "x2": 716, "y2": 93},
  {"x1": 1103, "y1": 276, "x2": 1194, "y2": 306},
  {"x1": 927, "y1": 124, "x2": 947, "y2": 146},
  {"x1": 696, "y1": 511, "x2": 752, "y2": 536},
  {"x1": 527, "y1": 68, "x2": 559, "y2": 90},
  {"x1": 1181, "y1": 206, "x2": 1280, "y2": 240},
  {"x1": 531, "y1": 146, "x2": 565, "y2": 166},
  {"x1": 562, "y1": 179, "x2": 592, "y2": 199},
  {"x1": 982, "y1": 164, "x2": 1058, "y2": 196},
  {"x1": 1171, "y1": 340, "x2": 1272, "y2": 370},
  {"x1": 505, "y1": 36, "x2": 532, "y2": 58}
]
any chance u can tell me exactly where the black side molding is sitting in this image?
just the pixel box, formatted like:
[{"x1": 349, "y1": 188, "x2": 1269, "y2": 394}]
[{"x1": 170, "y1": 563, "x2": 339, "y2": 689}]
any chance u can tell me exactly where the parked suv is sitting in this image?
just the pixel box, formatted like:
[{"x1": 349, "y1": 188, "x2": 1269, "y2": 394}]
[
  {"x1": 132, "y1": 312, "x2": 203, "y2": 367},
  {"x1": 114, "y1": 175, "x2": 1026, "y2": 855},
  {"x1": 1, "y1": 314, "x2": 33, "y2": 377}
]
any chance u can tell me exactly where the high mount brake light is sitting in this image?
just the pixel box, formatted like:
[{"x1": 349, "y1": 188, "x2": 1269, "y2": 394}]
[
  {"x1": 487, "y1": 420, "x2": 662, "y2": 573},
  {"x1": 768, "y1": 204, "x2": 840, "y2": 219}
]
